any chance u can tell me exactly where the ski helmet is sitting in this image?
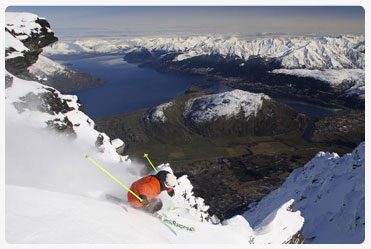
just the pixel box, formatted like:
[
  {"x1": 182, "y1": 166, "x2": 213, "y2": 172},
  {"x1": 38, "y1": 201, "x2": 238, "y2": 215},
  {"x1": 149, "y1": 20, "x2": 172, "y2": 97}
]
[{"x1": 164, "y1": 173, "x2": 177, "y2": 188}]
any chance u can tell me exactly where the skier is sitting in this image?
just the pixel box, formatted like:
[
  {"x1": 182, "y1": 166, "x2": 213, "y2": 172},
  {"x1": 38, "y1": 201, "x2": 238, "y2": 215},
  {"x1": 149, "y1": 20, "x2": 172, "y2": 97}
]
[{"x1": 127, "y1": 170, "x2": 177, "y2": 213}]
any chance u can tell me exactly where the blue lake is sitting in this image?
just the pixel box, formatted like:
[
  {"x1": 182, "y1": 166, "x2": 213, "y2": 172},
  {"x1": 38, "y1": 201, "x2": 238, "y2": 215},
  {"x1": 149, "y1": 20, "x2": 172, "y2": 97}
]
[
  {"x1": 57, "y1": 54, "x2": 341, "y2": 126},
  {"x1": 58, "y1": 55, "x2": 208, "y2": 118}
]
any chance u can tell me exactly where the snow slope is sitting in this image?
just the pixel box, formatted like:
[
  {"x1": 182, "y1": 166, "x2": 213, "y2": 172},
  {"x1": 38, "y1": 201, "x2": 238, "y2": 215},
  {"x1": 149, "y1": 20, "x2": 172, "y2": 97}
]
[
  {"x1": 244, "y1": 143, "x2": 365, "y2": 243},
  {"x1": 184, "y1": 89, "x2": 270, "y2": 123},
  {"x1": 6, "y1": 184, "x2": 302, "y2": 243}
]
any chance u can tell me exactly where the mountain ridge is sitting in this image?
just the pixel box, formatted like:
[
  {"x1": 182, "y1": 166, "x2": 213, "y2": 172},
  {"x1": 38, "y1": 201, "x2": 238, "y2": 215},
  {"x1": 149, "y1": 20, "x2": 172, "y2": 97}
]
[{"x1": 4, "y1": 11, "x2": 365, "y2": 244}]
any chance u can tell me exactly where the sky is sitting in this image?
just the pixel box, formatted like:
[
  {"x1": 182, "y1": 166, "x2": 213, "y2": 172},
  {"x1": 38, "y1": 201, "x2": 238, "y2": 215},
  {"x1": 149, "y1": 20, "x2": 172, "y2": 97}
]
[{"x1": 6, "y1": 6, "x2": 365, "y2": 39}]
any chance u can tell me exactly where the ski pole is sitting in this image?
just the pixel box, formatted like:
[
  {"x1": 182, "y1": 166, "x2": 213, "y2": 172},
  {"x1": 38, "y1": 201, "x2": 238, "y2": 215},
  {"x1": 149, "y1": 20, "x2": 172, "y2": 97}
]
[
  {"x1": 143, "y1": 153, "x2": 158, "y2": 173},
  {"x1": 84, "y1": 154, "x2": 144, "y2": 203}
]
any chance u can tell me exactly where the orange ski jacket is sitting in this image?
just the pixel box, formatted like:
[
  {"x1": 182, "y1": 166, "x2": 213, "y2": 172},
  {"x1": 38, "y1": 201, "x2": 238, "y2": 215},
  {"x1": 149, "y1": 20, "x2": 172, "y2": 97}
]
[{"x1": 127, "y1": 174, "x2": 174, "y2": 208}]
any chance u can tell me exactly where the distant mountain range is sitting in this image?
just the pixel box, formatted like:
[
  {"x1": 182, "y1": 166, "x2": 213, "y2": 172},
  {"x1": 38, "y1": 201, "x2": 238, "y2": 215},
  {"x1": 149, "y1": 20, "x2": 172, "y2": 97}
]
[
  {"x1": 45, "y1": 35, "x2": 364, "y2": 69},
  {"x1": 43, "y1": 35, "x2": 365, "y2": 106}
]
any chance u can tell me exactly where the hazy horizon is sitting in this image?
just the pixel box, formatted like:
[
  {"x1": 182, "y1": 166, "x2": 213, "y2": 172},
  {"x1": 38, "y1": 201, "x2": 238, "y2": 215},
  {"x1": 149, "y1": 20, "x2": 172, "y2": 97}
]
[{"x1": 6, "y1": 6, "x2": 365, "y2": 39}]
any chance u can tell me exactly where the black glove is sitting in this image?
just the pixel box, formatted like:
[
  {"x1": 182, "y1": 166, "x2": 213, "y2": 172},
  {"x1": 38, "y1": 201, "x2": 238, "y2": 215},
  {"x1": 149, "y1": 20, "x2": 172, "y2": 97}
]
[
  {"x1": 139, "y1": 195, "x2": 149, "y2": 206},
  {"x1": 167, "y1": 188, "x2": 175, "y2": 197}
]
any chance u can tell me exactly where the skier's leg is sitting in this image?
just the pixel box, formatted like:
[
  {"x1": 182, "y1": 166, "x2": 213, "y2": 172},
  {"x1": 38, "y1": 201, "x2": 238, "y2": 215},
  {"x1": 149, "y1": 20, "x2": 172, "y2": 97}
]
[{"x1": 143, "y1": 198, "x2": 163, "y2": 214}]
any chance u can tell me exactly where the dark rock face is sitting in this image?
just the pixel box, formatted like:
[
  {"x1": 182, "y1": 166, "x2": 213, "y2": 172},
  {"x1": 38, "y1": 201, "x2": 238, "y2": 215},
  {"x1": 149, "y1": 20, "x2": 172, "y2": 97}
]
[
  {"x1": 46, "y1": 117, "x2": 76, "y2": 139},
  {"x1": 95, "y1": 134, "x2": 104, "y2": 148},
  {"x1": 22, "y1": 18, "x2": 58, "y2": 49},
  {"x1": 5, "y1": 75, "x2": 13, "y2": 88},
  {"x1": 5, "y1": 18, "x2": 58, "y2": 77},
  {"x1": 115, "y1": 144, "x2": 125, "y2": 155},
  {"x1": 12, "y1": 87, "x2": 77, "y2": 137},
  {"x1": 285, "y1": 231, "x2": 305, "y2": 244},
  {"x1": 5, "y1": 42, "x2": 40, "y2": 76}
]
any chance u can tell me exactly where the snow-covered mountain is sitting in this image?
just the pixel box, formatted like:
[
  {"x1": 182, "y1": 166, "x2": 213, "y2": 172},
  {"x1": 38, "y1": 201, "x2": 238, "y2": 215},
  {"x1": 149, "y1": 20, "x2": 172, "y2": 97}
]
[
  {"x1": 271, "y1": 68, "x2": 365, "y2": 99},
  {"x1": 5, "y1": 12, "x2": 364, "y2": 244},
  {"x1": 44, "y1": 35, "x2": 365, "y2": 99},
  {"x1": 144, "y1": 89, "x2": 303, "y2": 137},
  {"x1": 5, "y1": 11, "x2": 306, "y2": 244},
  {"x1": 146, "y1": 90, "x2": 270, "y2": 124},
  {"x1": 45, "y1": 35, "x2": 364, "y2": 70},
  {"x1": 183, "y1": 90, "x2": 270, "y2": 123},
  {"x1": 244, "y1": 142, "x2": 365, "y2": 243}
]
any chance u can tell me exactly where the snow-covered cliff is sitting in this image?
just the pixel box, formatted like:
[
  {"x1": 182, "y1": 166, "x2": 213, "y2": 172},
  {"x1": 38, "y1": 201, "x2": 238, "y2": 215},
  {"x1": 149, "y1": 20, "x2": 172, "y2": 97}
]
[
  {"x1": 5, "y1": 12, "x2": 58, "y2": 75},
  {"x1": 244, "y1": 143, "x2": 365, "y2": 243}
]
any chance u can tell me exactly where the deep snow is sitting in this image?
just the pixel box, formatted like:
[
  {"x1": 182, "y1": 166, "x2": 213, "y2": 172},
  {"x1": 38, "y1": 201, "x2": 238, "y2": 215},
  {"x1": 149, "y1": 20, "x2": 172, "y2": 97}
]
[
  {"x1": 244, "y1": 143, "x2": 365, "y2": 243},
  {"x1": 184, "y1": 89, "x2": 270, "y2": 123}
]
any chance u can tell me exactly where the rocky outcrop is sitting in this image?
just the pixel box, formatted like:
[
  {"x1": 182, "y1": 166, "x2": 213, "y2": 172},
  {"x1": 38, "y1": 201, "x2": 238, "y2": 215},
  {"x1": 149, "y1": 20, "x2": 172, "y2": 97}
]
[
  {"x1": 5, "y1": 13, "x2": 58, "y2": 76},
  {"x1": 5, "y1": 12, "x2": 103, "y2": 93},
  {"x1": 111, "y1": 138, "x2": 126, "y2": 155}
]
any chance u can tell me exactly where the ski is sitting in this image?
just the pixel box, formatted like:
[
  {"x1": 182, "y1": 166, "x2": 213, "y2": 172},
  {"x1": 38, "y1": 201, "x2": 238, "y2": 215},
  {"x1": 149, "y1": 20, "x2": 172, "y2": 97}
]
[
  {"x1": 152, "y1": 212, "x2": 178, "y2": 236},
  {"x1": 154, "y1": 212, "x2": 196, "y2": 232},
  {"x1": 106, "y1": 194, "x2": 195, "y2": 233}
]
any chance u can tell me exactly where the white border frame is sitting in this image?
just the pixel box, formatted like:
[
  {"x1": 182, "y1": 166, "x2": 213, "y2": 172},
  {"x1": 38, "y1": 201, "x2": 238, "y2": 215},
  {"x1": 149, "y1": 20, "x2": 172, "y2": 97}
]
[{"x1": 1, "y1": 1, "x2": 368, "y2": 249}]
